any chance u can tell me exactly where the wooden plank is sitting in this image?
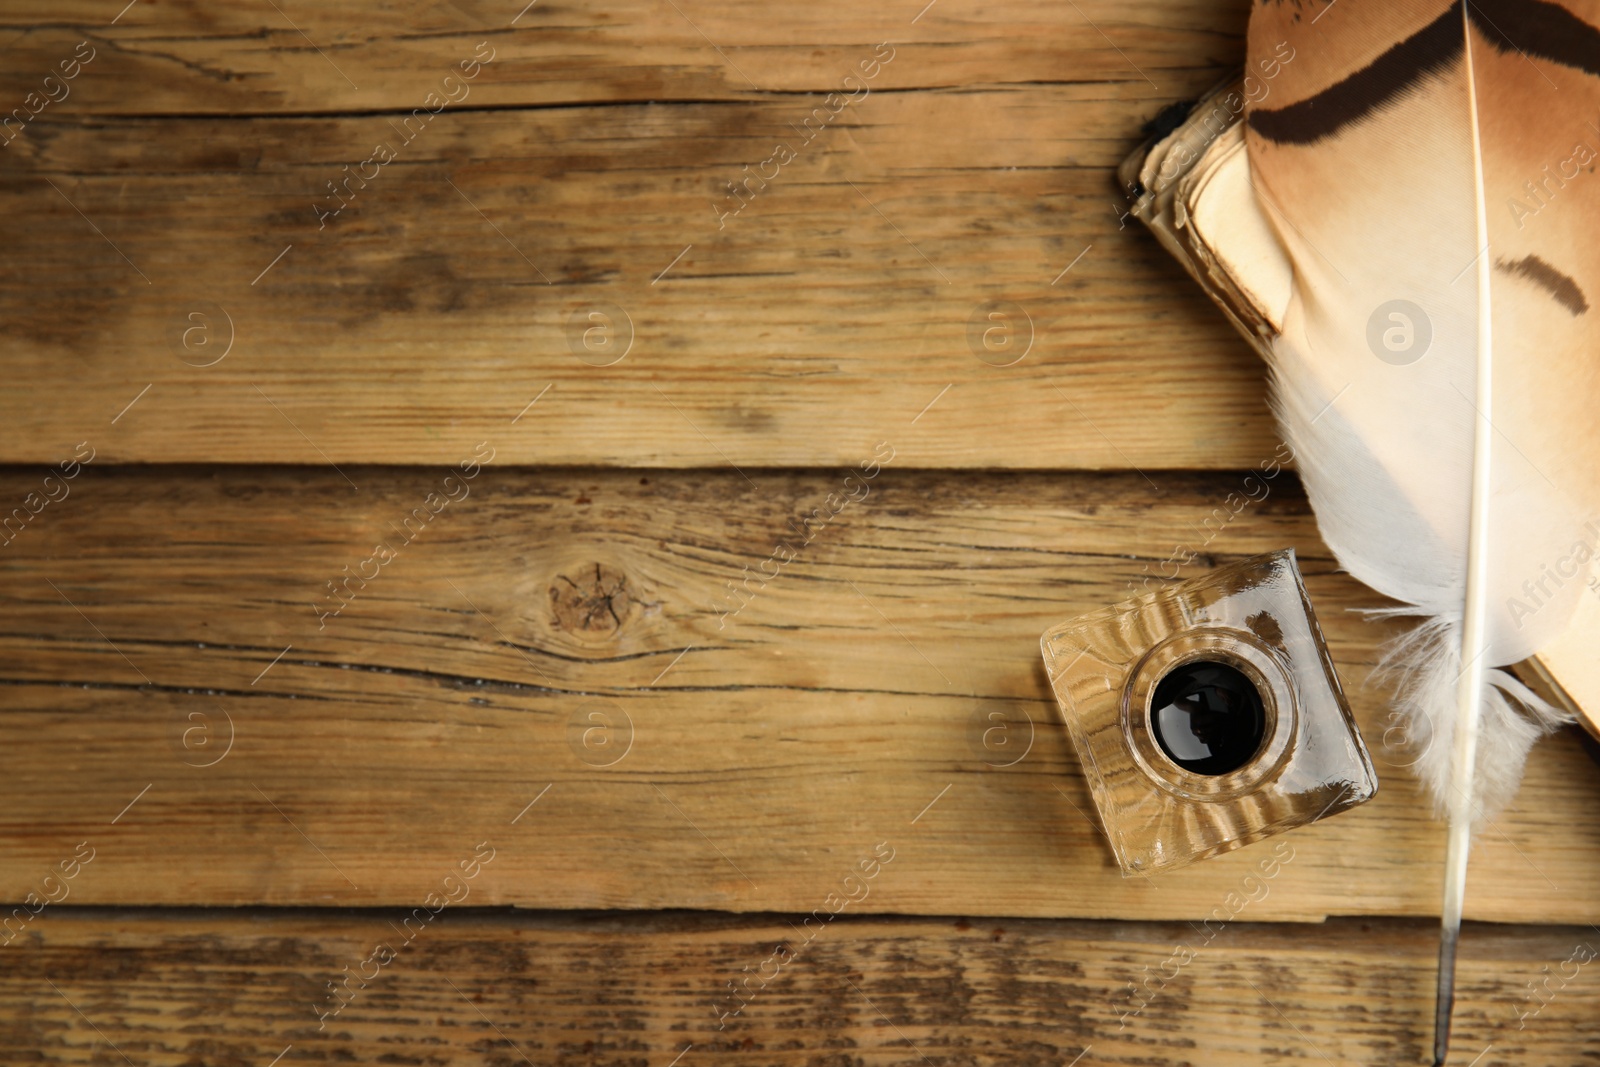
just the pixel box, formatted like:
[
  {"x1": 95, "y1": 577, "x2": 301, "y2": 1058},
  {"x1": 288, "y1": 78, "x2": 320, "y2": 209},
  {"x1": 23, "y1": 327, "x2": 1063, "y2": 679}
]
[
  {"x1": 2, "y1": 466, "x2": 1597, "y2": 922},
  {"x1": 0, "y1": 0, "x2": 1248, "y2": 113},
  {"x1": 0, "y1": 81, "x2": 1285, "y2": 469},
  {"x1": 3, "y1": 910, "x2": 1595, "y2": 1065}
]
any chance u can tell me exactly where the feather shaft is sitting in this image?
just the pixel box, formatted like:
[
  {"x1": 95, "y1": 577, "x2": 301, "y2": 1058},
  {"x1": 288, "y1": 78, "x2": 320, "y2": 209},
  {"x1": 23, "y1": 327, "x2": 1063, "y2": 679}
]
[{"x1": 1434, "y1": 8, "x2": 1496, "y2": 1062}]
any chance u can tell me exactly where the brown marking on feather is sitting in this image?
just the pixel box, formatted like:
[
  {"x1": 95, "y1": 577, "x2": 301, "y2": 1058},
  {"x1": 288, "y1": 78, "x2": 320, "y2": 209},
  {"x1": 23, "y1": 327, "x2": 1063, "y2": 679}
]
[
  {"x1": 1248, "y1": 9, "x2": 1460, "y2": 145},
  {"x1": 1468, "y1": 0, "x2": 1600, "y2": 77},
  {"x1": 1249, "y1": 0, "x2": 1600, "y2": 146},
  {"x1": 1496, "y1": 254, "x2": 1590, "y2": 315}
]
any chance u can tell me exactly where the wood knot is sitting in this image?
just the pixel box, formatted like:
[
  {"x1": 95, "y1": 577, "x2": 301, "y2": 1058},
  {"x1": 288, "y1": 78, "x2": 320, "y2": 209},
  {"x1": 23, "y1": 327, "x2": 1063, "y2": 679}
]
[{"x1": 550, "y1": 563, "x2": 637, "y2": 640}]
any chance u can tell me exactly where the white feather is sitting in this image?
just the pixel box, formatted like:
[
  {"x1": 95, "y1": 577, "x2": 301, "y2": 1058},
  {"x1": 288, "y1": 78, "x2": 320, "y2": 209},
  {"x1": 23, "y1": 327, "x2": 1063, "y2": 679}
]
[{"x1": 1240, "y1": 10, "x2": 1597, "y2": 825}]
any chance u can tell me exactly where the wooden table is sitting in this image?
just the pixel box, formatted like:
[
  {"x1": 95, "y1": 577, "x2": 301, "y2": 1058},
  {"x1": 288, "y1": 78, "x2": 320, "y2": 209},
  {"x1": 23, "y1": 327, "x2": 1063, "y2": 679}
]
[{"x1": 1, "y1": 1, "x2": 1595, "y2": 1063}]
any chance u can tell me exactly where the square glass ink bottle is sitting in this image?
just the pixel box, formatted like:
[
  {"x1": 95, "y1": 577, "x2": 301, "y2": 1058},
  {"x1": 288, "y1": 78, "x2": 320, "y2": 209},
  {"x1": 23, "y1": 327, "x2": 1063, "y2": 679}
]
[{"x1": 1040, "y1": 549, "x2": 1378, "y2": 875}]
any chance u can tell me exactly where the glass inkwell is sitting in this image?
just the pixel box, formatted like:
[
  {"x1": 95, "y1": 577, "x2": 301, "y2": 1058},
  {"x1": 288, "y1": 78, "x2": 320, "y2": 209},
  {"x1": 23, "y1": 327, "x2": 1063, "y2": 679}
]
[{"x1": 1041, "y1": 549, "x2": 1378, "y2": 874}]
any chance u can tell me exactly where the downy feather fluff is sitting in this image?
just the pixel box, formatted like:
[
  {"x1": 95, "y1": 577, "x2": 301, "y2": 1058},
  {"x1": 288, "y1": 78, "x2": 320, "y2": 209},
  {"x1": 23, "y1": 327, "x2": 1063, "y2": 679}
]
[{"x1": 1240, "y1": 0, "x2": 1600, "y2": 821}]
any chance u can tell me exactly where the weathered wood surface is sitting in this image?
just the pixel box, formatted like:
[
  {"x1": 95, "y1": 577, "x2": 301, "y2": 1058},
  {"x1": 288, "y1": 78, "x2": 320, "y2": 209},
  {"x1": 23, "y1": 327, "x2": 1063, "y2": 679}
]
[
  {"x1": 3, "y1": 466, "x2": 1596, "y2": 922},
  {"x1": 0, "y1": 3, "x2": 1286, "y2": 469},
  {"x1": 4, "y1": 1, "x2": 1594, "y2": 1063},
  {"x1": 3, "y1": 910, "x2": 1595, "y2": 1066},
  {"x1": 0, "y1": 0, "x2": 1248, "y2": 111}
]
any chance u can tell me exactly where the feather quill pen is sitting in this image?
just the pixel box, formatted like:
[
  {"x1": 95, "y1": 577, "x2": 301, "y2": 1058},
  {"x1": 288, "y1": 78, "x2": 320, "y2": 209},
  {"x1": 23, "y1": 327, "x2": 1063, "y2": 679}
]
[
  {"x1": 1121, "y1": 0, "x2": 1600, "y2": 1059},
  {"x1": 1239, "y1": 5, "x2": 1600, "y2": 1058}
]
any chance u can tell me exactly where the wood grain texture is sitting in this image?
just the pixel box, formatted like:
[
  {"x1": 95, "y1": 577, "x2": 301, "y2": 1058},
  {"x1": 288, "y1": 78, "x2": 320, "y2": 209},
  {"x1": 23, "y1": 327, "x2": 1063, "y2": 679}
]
[
  {"x1": 6, "y1": 3, "x2": 1591, "y2": 1061},
  {"x1": 3, "y1": 465, "x2": 1596, "y2": 921},
  {"x1": 3, "y1": 910, "x2": 1595, "y2": 1066},
  {"x1": 0, "y1": 10, "x2": 1284, "y2": 469},
  {"x1": 0, "y1": 0, "x2": 1247, "y2": 112}
]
